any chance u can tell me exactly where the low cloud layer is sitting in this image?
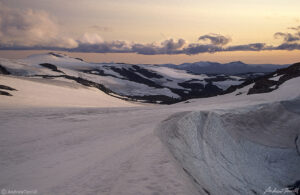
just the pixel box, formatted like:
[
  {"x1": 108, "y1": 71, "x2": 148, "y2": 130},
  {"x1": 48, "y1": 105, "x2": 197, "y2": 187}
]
[
  {"x1": 0, "y1": 2, "x2": 300, "y2": 55},
  {"x1": 272, "y1": 26, "x2": 300, "y2": 51},
  {"x1": 274, "y1": 32, "x2": 300, "y2": 43},
  {"x1": 198, "y1": 34, "x2": 231, "y2": 46}
]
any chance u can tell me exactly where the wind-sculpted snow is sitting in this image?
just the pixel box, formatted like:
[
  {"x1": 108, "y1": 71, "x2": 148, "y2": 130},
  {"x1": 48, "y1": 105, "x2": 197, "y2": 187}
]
[{"x1": 158, "y1": 98, "x2": 300, "y2": 195}]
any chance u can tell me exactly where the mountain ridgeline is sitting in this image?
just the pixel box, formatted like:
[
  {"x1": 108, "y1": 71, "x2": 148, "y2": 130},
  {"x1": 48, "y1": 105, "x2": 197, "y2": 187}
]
[
  {"x1": 163, "y1": 61, "x2": 289, "y2": 75},
  {"x1": 0, "y1": 53, "x2": 297, "y2": 104}
]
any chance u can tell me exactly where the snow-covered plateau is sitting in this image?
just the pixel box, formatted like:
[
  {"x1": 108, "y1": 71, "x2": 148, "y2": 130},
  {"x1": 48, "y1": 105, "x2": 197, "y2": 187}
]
[
  {"x1": 0, "y1": 53, "x2": 285, "y2": 104},
  {"x1": 0, "y1": 54, "x2": 299, "y2": 195}
]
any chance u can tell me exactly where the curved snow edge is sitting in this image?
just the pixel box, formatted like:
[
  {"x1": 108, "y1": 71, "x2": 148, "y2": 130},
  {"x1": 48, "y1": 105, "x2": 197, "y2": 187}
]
[{"x1": 157, "y1": 98, "x2": 300, "y2": 195}]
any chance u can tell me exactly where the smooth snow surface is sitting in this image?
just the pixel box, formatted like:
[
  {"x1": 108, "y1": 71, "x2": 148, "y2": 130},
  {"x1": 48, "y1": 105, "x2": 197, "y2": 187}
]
[
  {"x1": 1, "y1": 62, "x2": 300, "y2": 194},
  {"x1": 0, "y1": 107, "x2": 199, "y2": 195},
  {"x1": 269, "y1": 75, "x2": 282, "y2": 81},
  {"x1": 0, "y1": 76, "x2": 136, "y2": 108},
  {"x1": 147, "y1": 66, "x2": 207, "y2": 80}
]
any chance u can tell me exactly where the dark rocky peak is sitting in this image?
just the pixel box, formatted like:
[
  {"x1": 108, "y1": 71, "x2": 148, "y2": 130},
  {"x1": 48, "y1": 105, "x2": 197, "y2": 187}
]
[{"x1": 224, "y1": 62, "x2": 300, "y2": 95}]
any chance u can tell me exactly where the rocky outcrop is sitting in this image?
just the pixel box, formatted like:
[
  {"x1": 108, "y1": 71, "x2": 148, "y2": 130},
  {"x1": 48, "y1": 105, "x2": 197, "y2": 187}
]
[
  {"x1": 248, "y1": 63, "x2": 300, "y2": 94},
  {"x1": 0, "y1": 64, "x2": 11, "y2": 75},
  {"x1": 39, "y1": 63, "x2": 64, "y2": 73},
  {"x1": 224, "y1": 62, "x2": 300, "y2": 95},
  {"x1": 0, "y1": 85, "x2": 16, "y2": 96},
  {"x1": 0, "y1": 85, "x2": 16, "y2": 91},
  {"x1": 0, "y1": 90, "x2": 12, "y2": 96}
]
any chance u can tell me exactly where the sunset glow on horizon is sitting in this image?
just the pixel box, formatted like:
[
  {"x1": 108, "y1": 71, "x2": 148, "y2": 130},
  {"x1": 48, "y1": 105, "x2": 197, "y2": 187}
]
[{"x1": 0, "y1": 0, "x2": 300, "y2": 64}]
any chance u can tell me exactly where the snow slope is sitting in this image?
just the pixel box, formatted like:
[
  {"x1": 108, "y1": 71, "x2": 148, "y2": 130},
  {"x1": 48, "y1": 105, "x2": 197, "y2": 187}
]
[{"x1": 0, "y1": 75, "x2": 136, "y2": 108}]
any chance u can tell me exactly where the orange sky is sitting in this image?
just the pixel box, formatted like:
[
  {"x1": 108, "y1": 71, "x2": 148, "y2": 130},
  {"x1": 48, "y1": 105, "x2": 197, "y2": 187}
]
[
  {"x1": 1, "y1": 0, "x2": 300, "y2": 64},
  {"x1": 0, "y1": 50, "x2": 299, "y2": 65}
]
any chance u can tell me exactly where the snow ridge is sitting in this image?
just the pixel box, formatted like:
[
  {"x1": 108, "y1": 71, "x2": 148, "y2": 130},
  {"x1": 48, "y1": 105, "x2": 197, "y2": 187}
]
[{"x1": 158, "y1": 98, "x2": 300, "y2": 195}]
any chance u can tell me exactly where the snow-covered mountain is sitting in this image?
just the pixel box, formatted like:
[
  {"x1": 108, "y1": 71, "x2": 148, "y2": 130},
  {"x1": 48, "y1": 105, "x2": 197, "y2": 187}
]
[
  {"x1": 225, "y1": 62, "x2": 300, "y2": 95},
  {"x1": 163, "y1": 61, "x2": 288, "y2": 75},
  {"x1": 0, "y1": 53, "x2": 247, "y2": 104}
]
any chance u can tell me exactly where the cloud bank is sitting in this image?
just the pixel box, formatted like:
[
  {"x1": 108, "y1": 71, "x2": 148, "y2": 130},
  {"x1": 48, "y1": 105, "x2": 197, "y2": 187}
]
[
  {"x1": 1, "y1": 2, "x2": 300, "y2": 55},
  {"x1": 198, "y1": 34, "x2": 231, "y2": 46}
]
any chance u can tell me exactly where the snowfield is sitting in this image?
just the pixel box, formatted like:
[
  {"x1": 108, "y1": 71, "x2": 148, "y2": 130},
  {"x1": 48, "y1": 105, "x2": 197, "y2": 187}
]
[
  {"x1": 0, "y1": 56, "x2": 300, "y2": 195},
  {"x1": 0, "y1": 76, "x2": 136, "y2": 108},
  {"x1": 0, "y1": 105, "x2": 199, "y2": 195},
  {"x1": 0, "y1": 53, "x2": 248, "y2": 104}
]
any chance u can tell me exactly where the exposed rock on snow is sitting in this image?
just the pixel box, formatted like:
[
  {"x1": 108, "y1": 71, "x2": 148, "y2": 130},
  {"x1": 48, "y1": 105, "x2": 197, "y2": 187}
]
[
  {"x1": 0, "y1": 76, "x2": 136, "y2": 108},
  {"x1": 39, "y1": 63, "x2": 64, "y2": 73},
  {"x1": 248, "y1": 62, "x2": 300, "y2": 95},
  {"x1": 0, "y1": 90, "x2": 12, "y2": 96},
  {"x1": 0, "y1": 84, "x2": 16, "y2": 91},
  {"x1": 0, "y1": 84, "x2": 16, "y2": 96},
  {"x1": 0, "y1": 64, "x2": 11, "y2": 75},
  {"x1": 0, "y1": 53, "x2": 247, "y2": 104},
  {"x1": 224, "y1": 62, "x2": 300, "y2": 96}
]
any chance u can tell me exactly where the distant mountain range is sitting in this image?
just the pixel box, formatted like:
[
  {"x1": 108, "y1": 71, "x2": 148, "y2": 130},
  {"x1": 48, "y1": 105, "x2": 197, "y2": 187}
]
[
  {"x1": 163, "y1": 61, "x2": 289, "y2": 75},
  {"x1": 0, "y1": 53, "x2": 296, "y2": 104}
]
